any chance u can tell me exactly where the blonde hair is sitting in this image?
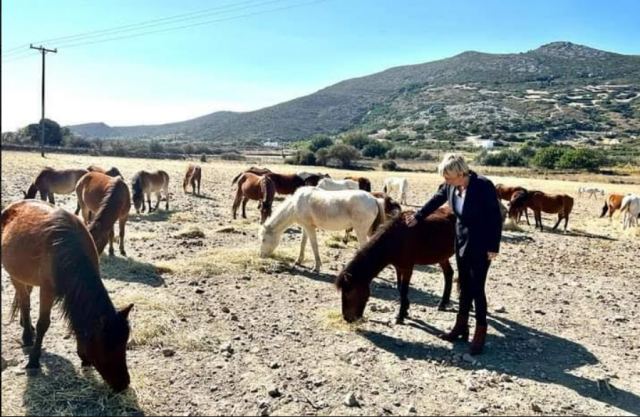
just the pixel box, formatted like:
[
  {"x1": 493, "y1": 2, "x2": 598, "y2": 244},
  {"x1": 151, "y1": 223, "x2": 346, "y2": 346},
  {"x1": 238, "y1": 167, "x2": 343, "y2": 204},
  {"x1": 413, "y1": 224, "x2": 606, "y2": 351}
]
[{"x1": 437, "y1": 153, "x2": 470, "y2": 177}]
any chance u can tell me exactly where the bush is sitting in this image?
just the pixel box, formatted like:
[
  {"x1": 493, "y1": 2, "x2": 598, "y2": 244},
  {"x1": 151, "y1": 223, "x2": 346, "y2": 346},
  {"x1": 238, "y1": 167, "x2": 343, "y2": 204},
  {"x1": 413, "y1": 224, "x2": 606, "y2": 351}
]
[
  {"x1": 149, "y1": 140, "x2": 164, "y2": 153},
  {"x1": 326, "y1": 144, "x2": 359, "y2": 168},
  {"x1": 220, "y1": 152, "x2": 246, "y2": 161},
  {"x1": 341, "y1": 131, "x2": 372, "y2": 150},
  {"x1": 556, "y1": 148, "x2": 605, "y2": 171},
  {"x1": 530, "y1": 146, "x2": 567, "y2": 169},
  {"x1": 293, "y1": 149, "x2": 316, "y2": 165},
  {"x1": 381, "y1": 160, "x2": 398, "y2": 171},
  {"x1": 362, "y1": 141, "x2": 391, "y2": 158},
  {"x1": 200, "y1": 154, "x2": 207, "y2": 163},
  {"x1": 308, "y1": 135, "x2": 334, "y2": 152},
  {"x1": 476, "y1": 149, "x2": 527, "y2": 167},
  {"x1": 387, "y1": 146, "x2": 421, "y2": 159},
  {"x1": 315, "y1": 148, "x2": 329, "y2": 166}
]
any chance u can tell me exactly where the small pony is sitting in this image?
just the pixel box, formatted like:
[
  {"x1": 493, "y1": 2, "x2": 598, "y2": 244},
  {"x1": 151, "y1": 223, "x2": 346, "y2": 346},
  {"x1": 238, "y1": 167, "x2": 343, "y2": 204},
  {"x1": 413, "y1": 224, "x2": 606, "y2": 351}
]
[
  {"x1": 383, "y1": 177, "x2": 409, "y2": 205},
  {"x1": 336, "y1": 207, "x2": 456, "y2": 323},
  {"x1": 183, "y1": 164, "x2": 202, "y2": 195},
  {"x1": 76, "y1": 172, "x2": 131, "y2": 256},
  {"x1": 496, "y1": 184, "x2": 529, "y2": 224},
  {"x1": 232, "y1": 172, "x2": 276, "y2": 224},
  {"x1": 259, "y1": 187, "x2": 385, "y2": 272},
  {"x1": 600, "y1": 193, "x2": 626, "y2": 219},
  {"x1": 509, "y1": 190, "x2": 574, "y2": 231},
  {"x1": 87, "y1": 165, "x2": 124, "y2": 179},
  {"x1": 1, "y1": 200, "x2": 133, "y2": 392},
  {"x1": 24, "y1": 167, "x2": 88, "y2": 213},
  {"x1": 620, "y1": 194, "x2": 640, "y2": 229},
  {"x1": 131, "y1": 170, "x2": 170, "y2": 213}
]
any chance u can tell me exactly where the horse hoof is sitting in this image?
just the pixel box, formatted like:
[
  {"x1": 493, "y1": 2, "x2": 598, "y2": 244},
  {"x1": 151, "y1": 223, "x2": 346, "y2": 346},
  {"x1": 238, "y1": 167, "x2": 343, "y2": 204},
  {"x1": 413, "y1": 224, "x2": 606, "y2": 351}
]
[
  {"x1": 438, "y1": 304, "x2": 447, "y2": 311},
  {"x1": 395, "y1": 317, "x2": 405, "y2": 325}
]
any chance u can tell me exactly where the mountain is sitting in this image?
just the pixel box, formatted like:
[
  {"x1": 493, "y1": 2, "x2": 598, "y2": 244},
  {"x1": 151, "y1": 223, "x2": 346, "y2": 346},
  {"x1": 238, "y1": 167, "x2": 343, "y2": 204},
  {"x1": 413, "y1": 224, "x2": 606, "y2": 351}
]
[{"x1": 67, "y1": 42, "x2": 640, "y2": 142}]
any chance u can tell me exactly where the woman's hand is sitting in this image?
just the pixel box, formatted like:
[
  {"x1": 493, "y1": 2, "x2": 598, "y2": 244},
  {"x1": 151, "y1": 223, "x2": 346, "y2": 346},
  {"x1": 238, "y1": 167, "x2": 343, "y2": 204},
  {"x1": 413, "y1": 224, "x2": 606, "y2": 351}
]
[
  {"x1": 487, "y1": 252, "x2": 498, "y2": 261},
  {"x1": 407, "y1": 214, "x2": 418, "y2": 227}
]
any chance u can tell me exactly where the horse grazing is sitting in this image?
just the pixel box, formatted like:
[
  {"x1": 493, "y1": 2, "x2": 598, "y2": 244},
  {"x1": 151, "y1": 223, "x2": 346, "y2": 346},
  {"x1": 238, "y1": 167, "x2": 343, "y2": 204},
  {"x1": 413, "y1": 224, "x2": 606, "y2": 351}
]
[
  {"x1": 232, "y1": 172, "x2": 276, "y2": 223},
  {"x1": 231, "y1": 166, "x2": 273, "y2": 185},
  {"x1": 259, "y1": 187, "x2": 385, "y2": 272},
  {"x1": 87, "y1": 165, "x2": 123, "y2": 179},
  {"x1": 578, "y1": 186, "x2": 605, "y2": 199},
  {"x1": 620, "y1": 194, "x2": 640, "y2": 229},
  {"x1": 317, "y1": 177, "x2": 359, "y2": 191},
  {"x1": 383, "y1": 177, "x2": 409, "y2": 205},
  {"x1": 76, "y1": 172, "x2": 131, "y2": 256},
  {"x1": 336, "y1": 207, "x2": 456, "y2": 323},
  {"x1": 131, "y1": 170, "x2": 170, "y2": 213},
  {"x1": 371, "y1": 192, "x2": 402, "y2": 219},
  {"x1": 600, "y1": 193, "x2": 626, "y2": 219},
  {"x1": 496, "y1": 184, "x2": 529, "y2": 224},
  {"x1": 24, "y1": 167, "x2": 88, "y2": 214},
  {"x1": 1, "y1": 200, "x2": 133, "y2": 392},
  {"x1": 297, "y1": 171, "x2": 330, "y2": 186},
  {"x1": 344, "y1": 176, "x2": 372, "y2": 192},
  {"x1": 183, "y1": 164, "x2": 202, "y2": 195},
  {"x1": 510, "y1": 190, "x2": 574, "y2": 231}
]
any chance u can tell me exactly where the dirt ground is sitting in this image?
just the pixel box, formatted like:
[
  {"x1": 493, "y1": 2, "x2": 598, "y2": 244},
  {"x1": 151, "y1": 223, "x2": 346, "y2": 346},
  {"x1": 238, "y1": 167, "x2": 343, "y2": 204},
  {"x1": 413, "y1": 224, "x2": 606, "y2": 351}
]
[{"x1": 1, "y1": 150, "x2": 639, "y2": 416}]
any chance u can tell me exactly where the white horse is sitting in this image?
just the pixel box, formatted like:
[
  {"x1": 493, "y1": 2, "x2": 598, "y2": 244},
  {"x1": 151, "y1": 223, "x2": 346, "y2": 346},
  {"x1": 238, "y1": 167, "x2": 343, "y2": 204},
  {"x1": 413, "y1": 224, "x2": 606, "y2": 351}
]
[
  {"x1": 383, "y1": 177, "x2": 409, "y2": 205},
  {"x1": 316, "y1": 178, "x2": 359, "y2": 191},
  {"x1": 620, "y1": 194, "x2": 640, "y2": 229},
  {"x1": 259, "y1": 187, "x2": 385, "y2": 272},
  {"x1": 578, "y1": 186, "x2": 605, "y2": 199}
]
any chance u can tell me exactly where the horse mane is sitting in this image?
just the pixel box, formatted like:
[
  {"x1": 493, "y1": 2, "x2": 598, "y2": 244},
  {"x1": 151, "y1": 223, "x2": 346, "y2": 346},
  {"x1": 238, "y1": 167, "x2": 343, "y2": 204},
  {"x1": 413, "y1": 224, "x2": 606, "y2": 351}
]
[
  {"x1": 131, "y1": 171, "x2": 143, "y2": 199},
  {"x1": 510, "y1": 189, "x2": 529, "y2": 208},
  {"x1": 262, "y1": 189, "x2": 297, "y2": 231},
  {"x1": 47, "y1": 210, "x2": 118, "y2": 341},
  {"x1": 88, "y1": 179, "x2": 127, "y2": 253}
]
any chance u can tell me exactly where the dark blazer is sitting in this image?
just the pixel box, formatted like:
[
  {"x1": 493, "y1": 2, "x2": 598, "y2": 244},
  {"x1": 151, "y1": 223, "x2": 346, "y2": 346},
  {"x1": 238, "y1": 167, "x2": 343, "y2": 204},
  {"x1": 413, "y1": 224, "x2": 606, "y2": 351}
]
[{"x1": 414, "y1": 171, "x2": 502, "y2": 258}]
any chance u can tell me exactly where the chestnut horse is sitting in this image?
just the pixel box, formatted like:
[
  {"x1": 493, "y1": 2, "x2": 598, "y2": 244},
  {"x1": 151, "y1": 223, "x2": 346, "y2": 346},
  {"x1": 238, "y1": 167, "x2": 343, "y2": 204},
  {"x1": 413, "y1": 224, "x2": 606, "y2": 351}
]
[
  {"x1": 232, "y1": 172, "x2": 276, "y2": 223},
  {"x1": 76, "y1": 172, "x2": 131, "y2": 256},
  {"x1": 231, "y1": 166, "x2": 272, "y2": 185},
  {"x1": 1, "y1": 200, "x2": 133, "y2": 392},
  {"x1": 509, "y1": 190, "x2": 574, "y2": 231},
  {"x1": 600, "y1": 193, "x2": 626, "y2": 219},
  {"x1": 344, "y1": 176, "x2": 372, "y2": 192},
  {"x1": 87, "y1": 165, "x2": 123, "y2": 178},
  {"x1": 336, "y1": 207, "x2": 456, "y2": 323},
  {"x1": 131, "y1": 170, "x2": 170, "y2": 213},
  {"x1": 24, "y1": 167, "x2": 88, "y2": 214},
  {"x1": 496, "y1": 184, "x2": 529, "y2": 224},
  {"x1": 183, "y1": 164, "x2": 202, "y2": 195}
]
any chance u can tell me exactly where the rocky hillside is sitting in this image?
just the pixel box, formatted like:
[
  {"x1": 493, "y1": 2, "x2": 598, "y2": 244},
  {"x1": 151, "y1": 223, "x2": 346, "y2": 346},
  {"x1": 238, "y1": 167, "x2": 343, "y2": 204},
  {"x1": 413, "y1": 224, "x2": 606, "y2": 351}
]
[{"x1": 67, "y1": 42, "x2": 640, "y2": 143}]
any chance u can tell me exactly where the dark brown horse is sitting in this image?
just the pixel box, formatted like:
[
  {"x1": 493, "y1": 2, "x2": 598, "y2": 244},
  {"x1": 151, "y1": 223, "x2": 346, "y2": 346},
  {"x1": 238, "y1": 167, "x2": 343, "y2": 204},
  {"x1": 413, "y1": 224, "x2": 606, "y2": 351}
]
[
  {"x1": 131, "y1": 170, "x2": 170, "y2": 213},
  {"x1": 1, "y1": 200, "x2": 133, "y2": 392},
  {"x1": 371, "y1": 191, "x2": 402, "y2": 219},
  {"x1": 509, "y1": 190, "x2": 574, "y2": 231},
  {"x1": 496, "y1": 184, "x2": 529, "y2": 224},
  {"x1": 87, "y1": 165, "x2": 123, "y2": 179},
  {"x1": 232, "y1": 172, "x2": 276, "y2": 223},
  {"x1": 24, "y1": 167, "x2": 88, "y2": 214},
  {"x1": 336, "y1": 207, "x2": 456, "y2": 324},
  {"x1": 183, "y1": 164, "x2": 202, "y2": 195},
  {"x1": 231, "y1": 166, "x2": 272, "y2": 185},
  {"x1": 344, "y1": 176, "x2": 372, "y2": 192},
  {"x1": 264, "y1": 172, "x2": 306, "y2": 195},
  {"x1": 76, "y1": 172, "x2": 131, "y2": 256},
  {"x1": 600, "y1": 193, "x2": 626, "y2": 218}
]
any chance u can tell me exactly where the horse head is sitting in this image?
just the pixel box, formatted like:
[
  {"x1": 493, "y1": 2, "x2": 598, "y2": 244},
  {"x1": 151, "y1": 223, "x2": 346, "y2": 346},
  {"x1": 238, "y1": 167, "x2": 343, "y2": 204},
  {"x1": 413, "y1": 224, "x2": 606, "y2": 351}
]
[
  {"x1": 78, "y1": 303, "x2": 133, "y2": 392},
  {"x1": 335, "y1": 270, "x2": 370, "y2": 323},
  {"x1": 259, "y1": 201, "x2": 273, "y2": 224},
  {"x1": 259, "y1": 224, "x2": 279, "y2": 257}
]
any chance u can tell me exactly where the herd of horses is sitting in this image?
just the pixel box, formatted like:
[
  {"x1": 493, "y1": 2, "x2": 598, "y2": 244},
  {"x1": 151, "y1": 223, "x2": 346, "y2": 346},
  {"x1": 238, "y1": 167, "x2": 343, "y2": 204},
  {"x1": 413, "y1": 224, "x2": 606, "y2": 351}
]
[{"x1": 1, "y1": 161, "x2": 638, "y2": 393}]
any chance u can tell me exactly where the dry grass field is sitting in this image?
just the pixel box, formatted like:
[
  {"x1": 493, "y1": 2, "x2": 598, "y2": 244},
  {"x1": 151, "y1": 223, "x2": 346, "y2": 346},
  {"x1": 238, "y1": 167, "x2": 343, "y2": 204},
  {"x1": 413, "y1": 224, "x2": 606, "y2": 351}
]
[{"x1": 1, "y1": 150, "x2": 639, "y2": 416}]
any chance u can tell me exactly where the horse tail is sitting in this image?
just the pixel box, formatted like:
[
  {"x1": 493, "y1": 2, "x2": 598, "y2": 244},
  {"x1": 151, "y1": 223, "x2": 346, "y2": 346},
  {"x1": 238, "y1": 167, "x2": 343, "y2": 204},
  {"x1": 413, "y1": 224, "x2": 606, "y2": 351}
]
[
  {"x1": 369, "y1": 198, "x2": 386, "y2": 235},
  {"x1": 600, "y1": 198, "x2": 609, "y2": 217},
  {"x1": 620, "y1": 197, "x2": 631, "y2": 214},
  {"x1": 231, "y1": 171, "x2": 244, "y2": 186}
]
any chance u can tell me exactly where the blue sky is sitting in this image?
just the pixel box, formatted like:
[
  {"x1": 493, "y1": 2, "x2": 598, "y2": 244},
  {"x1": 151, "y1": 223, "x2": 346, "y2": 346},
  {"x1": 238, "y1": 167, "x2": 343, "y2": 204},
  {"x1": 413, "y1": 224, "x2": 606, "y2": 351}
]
[{"x1": 2, "y1": 0, "x2": 639, "y2": 131}]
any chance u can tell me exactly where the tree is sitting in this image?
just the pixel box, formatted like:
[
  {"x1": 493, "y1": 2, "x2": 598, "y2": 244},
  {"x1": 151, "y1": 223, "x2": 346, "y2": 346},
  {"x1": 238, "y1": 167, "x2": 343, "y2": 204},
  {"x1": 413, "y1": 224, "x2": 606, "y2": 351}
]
[
  {"x1": 341, "y1": 131, "x2": 371, "y2": 149},
  {"x1": 308, "y1": 135, "x2": 333, "y2": 152},
  {"x1": 327, "y1": 144, "x2": 359, "y2": 168},
  {"x1": 22, "y1": 118, "x2": 64, "y2": 146},
  {"x1": 556, "y1": 148, "x2": 605, "y2": 171},
  {"x1": 530, "y1": 146, "x2": 567, "y2": 169},
  {"x1": 362, "y1": 141, "x2": 391, "y2": 158}
]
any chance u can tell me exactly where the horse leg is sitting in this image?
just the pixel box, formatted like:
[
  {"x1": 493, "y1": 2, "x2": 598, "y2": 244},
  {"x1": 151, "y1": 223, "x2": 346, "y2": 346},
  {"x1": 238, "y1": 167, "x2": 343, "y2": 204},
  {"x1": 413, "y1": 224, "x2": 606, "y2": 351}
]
[
  {"x1": 164, "y1": 186, "x2": 169, "y2": 210},
  {"x1": 119, "y1": 216, "x2": 127, "y2": 256},
  {"x1": 438, "y1": 260, "x2": 454, "y2": 311},
  {"x1": 241, "y1": 197, "x2": 249, "y2": 219},
  {"x1": 354, "y1": 227, "x2": 368, "y2": 248},
  {"x1": 12, "y1": 280, "x2": 34, "y2": 346},
  {"x1": 154, "y1": 192, "x2": 161, "y2": 211},
  {"x1": 39, "y1": 190, "x2": 47, "y2": 201},
  {"x1": 74, "y1": 201, "x2": 81, "y2": 215},
  {"x1": 395, "y1": 268, "x2": 412, "y2": 324},
  {"x1": 48, "y1": 193, "x2": 55, "y2": 205},
  {"x1": 77, "y1": 339, "x2": 91, "y2": 367},
  {"x1": 296, "y1": 230, "x2": 308, "y2": 266},
  {"x1": 524, "y1": 208, "x2": 530, "y2": 225},
  {"x1": 303, "y1": 227, "x2": 321, "y2": 272},
  {"x1": 552, "y1": 213, "x2": 563, "y2": 230},
  {"x1": 197, "y1": 179, "x2": 201, "y2": 195},
  {"x1": 108, "y1": 228, "x2": 115, "y2": 256},
  {"x1": 26, "y1": 287, "x2": 54, "y2": 370},
  {"x1": 564, "y1": 212, "x2": 570, "y2": 231}
]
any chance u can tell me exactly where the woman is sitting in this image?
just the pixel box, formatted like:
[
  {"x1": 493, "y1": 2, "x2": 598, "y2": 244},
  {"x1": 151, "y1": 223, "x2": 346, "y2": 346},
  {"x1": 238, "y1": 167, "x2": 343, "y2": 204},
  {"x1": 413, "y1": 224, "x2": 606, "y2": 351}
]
[{"x1": 407, "y1": 153, "x2": 502, "y2": 355}]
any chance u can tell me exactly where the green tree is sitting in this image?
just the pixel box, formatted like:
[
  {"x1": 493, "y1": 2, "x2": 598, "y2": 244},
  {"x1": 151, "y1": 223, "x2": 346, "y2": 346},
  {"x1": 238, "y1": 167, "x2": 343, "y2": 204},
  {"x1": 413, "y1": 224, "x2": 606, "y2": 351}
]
[
  {"x1": 22, "y1": 118, "x2": 64, "y2": 146},
  {"x1": 327, "y1": 144, "x2": 360, "y2": 168},
  {"x1": 341, "y1": 131, "x2": 371, "y2": 149},
  {"x1": 530, "y1": 146, "x2": 567, "y2": 169},
  {"x1": 362, "y1": 141, "x2": 391, "y2": 158},
  {"x1": 308, "y1": 135, "x2": 334, "y2": 152},
  {"x1": 556, "y1": 148, "x2": 605, "y2": 171}
]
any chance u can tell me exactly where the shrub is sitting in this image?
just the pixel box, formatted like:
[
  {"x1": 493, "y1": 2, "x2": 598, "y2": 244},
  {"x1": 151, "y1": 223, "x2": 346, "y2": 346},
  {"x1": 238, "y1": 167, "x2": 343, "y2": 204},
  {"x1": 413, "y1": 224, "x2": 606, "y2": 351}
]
[
  {"x1": 382, "y1": 160, "x2": 398, "y2": 171},
  {"x1": 200, "y1": 154, "x2": 207, "y2": 163},
  {"x1": 556, "y1": 148, "x2": 605, "y2": 171},
  {"x1": 341, "y1": 131, "x2": 372, "y2": 150},
  {"x1": 362, "y1": 141, "x2": 391, "y2": 158},
  {"x1": 387, "y1": 147, "x2": 420, "y2": 159},
  {"x1": 220, "y1": 152, "x2": 246, "y2": 161},
  {"x1": 308, "y1": 135, "x2": 334, "y2": 152},
  {"x1": 530, "y1": 146, "x2": 567, "y2": 169},
  {"x1": 326, "y1": 144, "x2": 360, "y2": 168}
]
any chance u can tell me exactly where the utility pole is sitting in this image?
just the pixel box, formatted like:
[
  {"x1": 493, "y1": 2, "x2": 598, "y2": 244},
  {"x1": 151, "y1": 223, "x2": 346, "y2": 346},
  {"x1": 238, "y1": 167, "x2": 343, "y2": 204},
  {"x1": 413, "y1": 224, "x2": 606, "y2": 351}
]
[{"x1": 30, "y1": 44, "x2": 57, "y2": 157}]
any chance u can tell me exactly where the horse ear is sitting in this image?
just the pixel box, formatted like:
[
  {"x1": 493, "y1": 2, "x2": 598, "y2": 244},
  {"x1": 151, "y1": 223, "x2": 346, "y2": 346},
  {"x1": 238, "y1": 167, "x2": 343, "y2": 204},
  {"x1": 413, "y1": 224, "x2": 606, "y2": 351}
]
[{"x1": 119, "y1": 303, "x2": 134, "y2": 319}]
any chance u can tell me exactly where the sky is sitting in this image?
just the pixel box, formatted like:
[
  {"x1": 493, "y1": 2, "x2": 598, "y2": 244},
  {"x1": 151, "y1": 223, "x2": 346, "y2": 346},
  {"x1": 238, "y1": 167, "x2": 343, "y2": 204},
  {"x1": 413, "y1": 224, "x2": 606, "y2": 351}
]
[{"x1": 2, "y1": 0, "x2": 639, "y2": 132}]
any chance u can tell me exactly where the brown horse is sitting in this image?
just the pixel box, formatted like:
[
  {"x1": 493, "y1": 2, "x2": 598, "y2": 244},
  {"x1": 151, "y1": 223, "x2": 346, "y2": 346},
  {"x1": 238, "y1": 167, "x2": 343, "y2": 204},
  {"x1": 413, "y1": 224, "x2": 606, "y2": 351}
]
[
  {"x1": 371, "y1": 191, "x2": 402, "y2": 219},
  {"x1": 131, "y1": 170, "x2": 170, "y2": 213},
  {"x1": 600, "y1": 193, "x2": 626, "y2": 219},
  {"x1": 232, "y1": 172, "x2": 276, "y2": 223},
  {"x1": 344, "y1": 176, "x2": 372, "y2": 192},
  {"x1": 1, "y1": 200, "x2": 133, "y2": 392},
  {"x1": 76, "y1": 172, "x2": 131, "y2": 256},
  {"x1": 183, "y1": 164, "x2": 202, "y2": 195},
  {"x1": 509, "y1": 190, "x2": 574, "y2": 231},
  {"x1": 496, "y1": 184, "x2": 529, "y2": 224},
  {"x1": 24, "y1": 167, "x2": 88, "y2": 214},
  {"x1": 231, "y1": 166, "x2": 272, "y2": 185},
  {"x1": 336, "y1": 207, "x2": 456, "y2": 324},
  {"x1": 87, "y1": 165, "x2": 123, "y2": 178}
]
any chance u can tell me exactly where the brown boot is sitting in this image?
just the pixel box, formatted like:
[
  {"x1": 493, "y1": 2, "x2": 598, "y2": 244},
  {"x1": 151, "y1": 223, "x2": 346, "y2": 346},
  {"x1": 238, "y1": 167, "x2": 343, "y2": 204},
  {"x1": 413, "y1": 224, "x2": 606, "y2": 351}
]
[
  {"x1": 469, "y1": 325, "x2": 488, "y2": 355},
  {"x1": 440, "y1": 314, "x2": 469, "y2": 342}
]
